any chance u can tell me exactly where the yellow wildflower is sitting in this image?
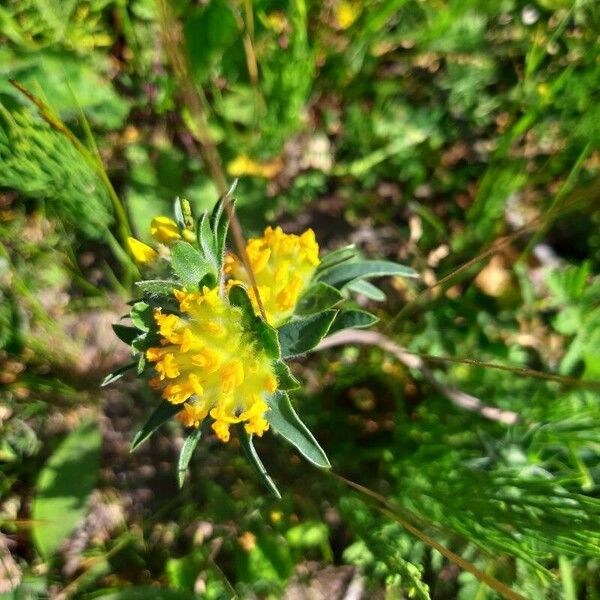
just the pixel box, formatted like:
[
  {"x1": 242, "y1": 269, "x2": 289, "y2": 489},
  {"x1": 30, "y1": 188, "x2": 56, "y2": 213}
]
[
  {"x1": 227, "y1": 154, "x2": 283, "y2": 179},
  {"x1": 226, "y1": 227, "x2": 320, "y2": 326},
  {"x1": 335, "y1": 1, "x2": 361, "y2": 30},
  {"x1": 128, "y1": 237, "x2": 158, "y2": 264},
  {"x1": 145, "y1": 286, "x2": 278, "y2": 442}
]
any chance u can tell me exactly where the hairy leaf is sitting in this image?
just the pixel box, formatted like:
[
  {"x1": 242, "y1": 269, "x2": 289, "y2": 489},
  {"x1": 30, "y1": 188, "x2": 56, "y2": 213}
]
[
  {"x1": 318, "y1": 260, "x2": 418, "y2": 288},
  {"x1": 266, "y1": 391, "x2": 330, "y2": 468},
  {"x1": 277, "y1": 311, "x2": 337, "y2": 357}
]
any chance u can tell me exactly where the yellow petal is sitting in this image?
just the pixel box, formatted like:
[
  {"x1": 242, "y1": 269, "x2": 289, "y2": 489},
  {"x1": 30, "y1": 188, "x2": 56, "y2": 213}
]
[
  {"x1": 150, "y1": 216, "x2": 181, "y2": 244},
  {"x1": 128, "y1": 237, "x2": 158, "y2": 264}
]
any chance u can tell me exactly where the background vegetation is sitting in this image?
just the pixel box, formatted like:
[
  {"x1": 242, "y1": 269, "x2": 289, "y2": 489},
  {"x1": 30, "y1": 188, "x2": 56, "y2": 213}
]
[{"x1": 1, "y1": 0, "x2": 599, "y2": 598}]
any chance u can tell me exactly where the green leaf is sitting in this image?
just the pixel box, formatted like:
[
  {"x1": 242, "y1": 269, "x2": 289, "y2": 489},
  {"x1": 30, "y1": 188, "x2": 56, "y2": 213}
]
[
  {"x1": 277, "y1": 311, "x2": 337, "y2": 358},
  {"x1": 112, "y1": 324, "x2": 139, "y2": 345},
  {"x1": 295, "y1": 282, "x2": 344, "y2": 315},
  {"x1": 327, "y1": 310, "x2": 379, "y2": 335},
  {"x1": 266, "y1": 391, "x2": 330, "y2": 468},
  {"x1": 177, "y1": 428, "x2": 202, "y2": 488},
  {"x1": 130, "y1": 302, "x2": 154, "y2": 332},
  {"x1": 131, "y1": 331, "x2": 162, "y2": 354},
  {"x1": 32, "y1": 419, "x2": 101, "y2": 559},
  {"x1": 171, "y1": 241, "x2": 213, "y2": 287},
  {"x1": 346, "y1": 279, "x2": 387, "y2": 301},
  {"x1": 131, "y1": 402, "x2": 181, "y2": 451},
  {"x1": 239, "y1": 427, "x2": 281, "y2": 499},
  {"x1": 210, "y1": 193, "x2": 233, "y2": 270},
  {"x1": 316, "y1": 245, "x2": 358, "y2": 273},
  {"x1": 101, "y1": 362, "x2": 137, "y2": 387},
  {"x1": 273, "y1": 360, "x2": 301, "y2": 391},
  {"x1": 318, "y1": 260, "x2": 418, "y2": 288},
  {"x1": 229, "y1": 285, "x2": 280, "y2": 359},
  {"x1": 136, "y1": 280, "x2": 180, "y2": 296},
  {"x1": 197, "y1": 211, "x2": 218, "y2": 271}
]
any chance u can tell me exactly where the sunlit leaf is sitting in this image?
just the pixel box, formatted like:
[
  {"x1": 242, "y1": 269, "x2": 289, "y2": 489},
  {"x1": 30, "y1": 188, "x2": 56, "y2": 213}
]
[
  {"x1": 266, "y1": 391, "x2": 330, "y2": 468},
  {"x1": 32, "y1": 419, "x2": 101, "y2": 559}
]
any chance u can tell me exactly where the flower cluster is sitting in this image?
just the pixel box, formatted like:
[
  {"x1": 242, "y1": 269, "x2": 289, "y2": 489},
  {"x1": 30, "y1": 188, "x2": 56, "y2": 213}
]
[
  {"x1": 226, "y1": 226, "x2": 320, "y2": 326},
  {"x1": 146, "y1": 286, "x2": 278, "y2": 442}
]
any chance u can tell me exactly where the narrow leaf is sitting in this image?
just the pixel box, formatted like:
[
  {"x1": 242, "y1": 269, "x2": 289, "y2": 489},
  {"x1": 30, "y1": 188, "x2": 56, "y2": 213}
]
[
  {"x1": 277, "y1": 311, "x2": 337, "y2": 358},
  {"x1": 210, "y1": 195, "x2": 234, "y2": 269},
  {"x1": 266, "y1": 391, "x2": 330, "y2": 468},
  {"x1": 316, "y1": 245, "x2": 358, "y2": 273},
  {"x1": 239, "y1": 426, "x2": 281, "y2": 499},
  {"x1": 318, "y1": 260, "x2": 418, "y2": 288},
  {"x1": 346, "y1": 279, "x2": 386, "y2": 301},
  {"x1": 327, "y1": 310, "x2": 379, "y2": 335},
  {"x1": 171, "y1": 241, "x2": 213, "y2": 287},
  {"x1": 131, "y1": 402, "x2": 180, "y2": 451},
  {"x1": 102, "y1": 362, "x2": 137, "y2": 387},
  {"x1": 295, "y1": 282, "x2": 344, "y2": 315},
  {"x1": 273, "y1": 360, "x2": 301, "y2": 391},
  {"x1": 174, "y1": 196, "x2": 186, "y2": 230},
  {"x1": 112, "y1": 324, "x2": 139, "y2": 345},
  {"x1": 198, "y1": 211, "x2": 218, "y2": 271},
  {"x1": 177, "y1": 428, "x2": 202, "y2": 488}
]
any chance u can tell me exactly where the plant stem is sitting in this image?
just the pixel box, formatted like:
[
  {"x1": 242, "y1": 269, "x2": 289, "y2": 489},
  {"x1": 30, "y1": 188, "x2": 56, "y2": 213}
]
[{"x1": 155, "y1": 0, "x2": 267, "y2": 319}]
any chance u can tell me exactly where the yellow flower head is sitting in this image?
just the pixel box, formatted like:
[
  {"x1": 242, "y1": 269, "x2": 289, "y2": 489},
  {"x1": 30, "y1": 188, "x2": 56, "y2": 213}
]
[
  {"x1": 226, "y1": 227, "x2": 320, "y2": 326},
  {"x1": 145, "y1": 286, "x2": 278, "y2": 442},
  {"x1": 128, "y1": 237, "x2": 158, "y2": 264}
]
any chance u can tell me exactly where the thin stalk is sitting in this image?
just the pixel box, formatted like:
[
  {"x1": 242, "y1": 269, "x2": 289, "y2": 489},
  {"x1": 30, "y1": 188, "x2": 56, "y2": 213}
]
[
  {"x1": 155, "y1": 0, "x2": 266, "y2": 319},
  {"x1": 518, "y1": 142, "x2": 592, "y2": 263},
  {"x1": 385, "y1": 219, "x2": 540, "y2": 331}
]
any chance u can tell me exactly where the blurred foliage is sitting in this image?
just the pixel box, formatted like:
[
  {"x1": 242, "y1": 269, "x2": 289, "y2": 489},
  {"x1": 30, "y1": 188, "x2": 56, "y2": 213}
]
[{"x1": 0, "y1": 0, "x2": 599, "y2": 598}]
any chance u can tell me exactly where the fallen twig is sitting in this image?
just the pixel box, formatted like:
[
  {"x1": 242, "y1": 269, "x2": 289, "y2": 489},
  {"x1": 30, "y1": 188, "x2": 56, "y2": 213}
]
[{"x1": 317, "y1": 329, "x2": 519, "y2": 425}]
